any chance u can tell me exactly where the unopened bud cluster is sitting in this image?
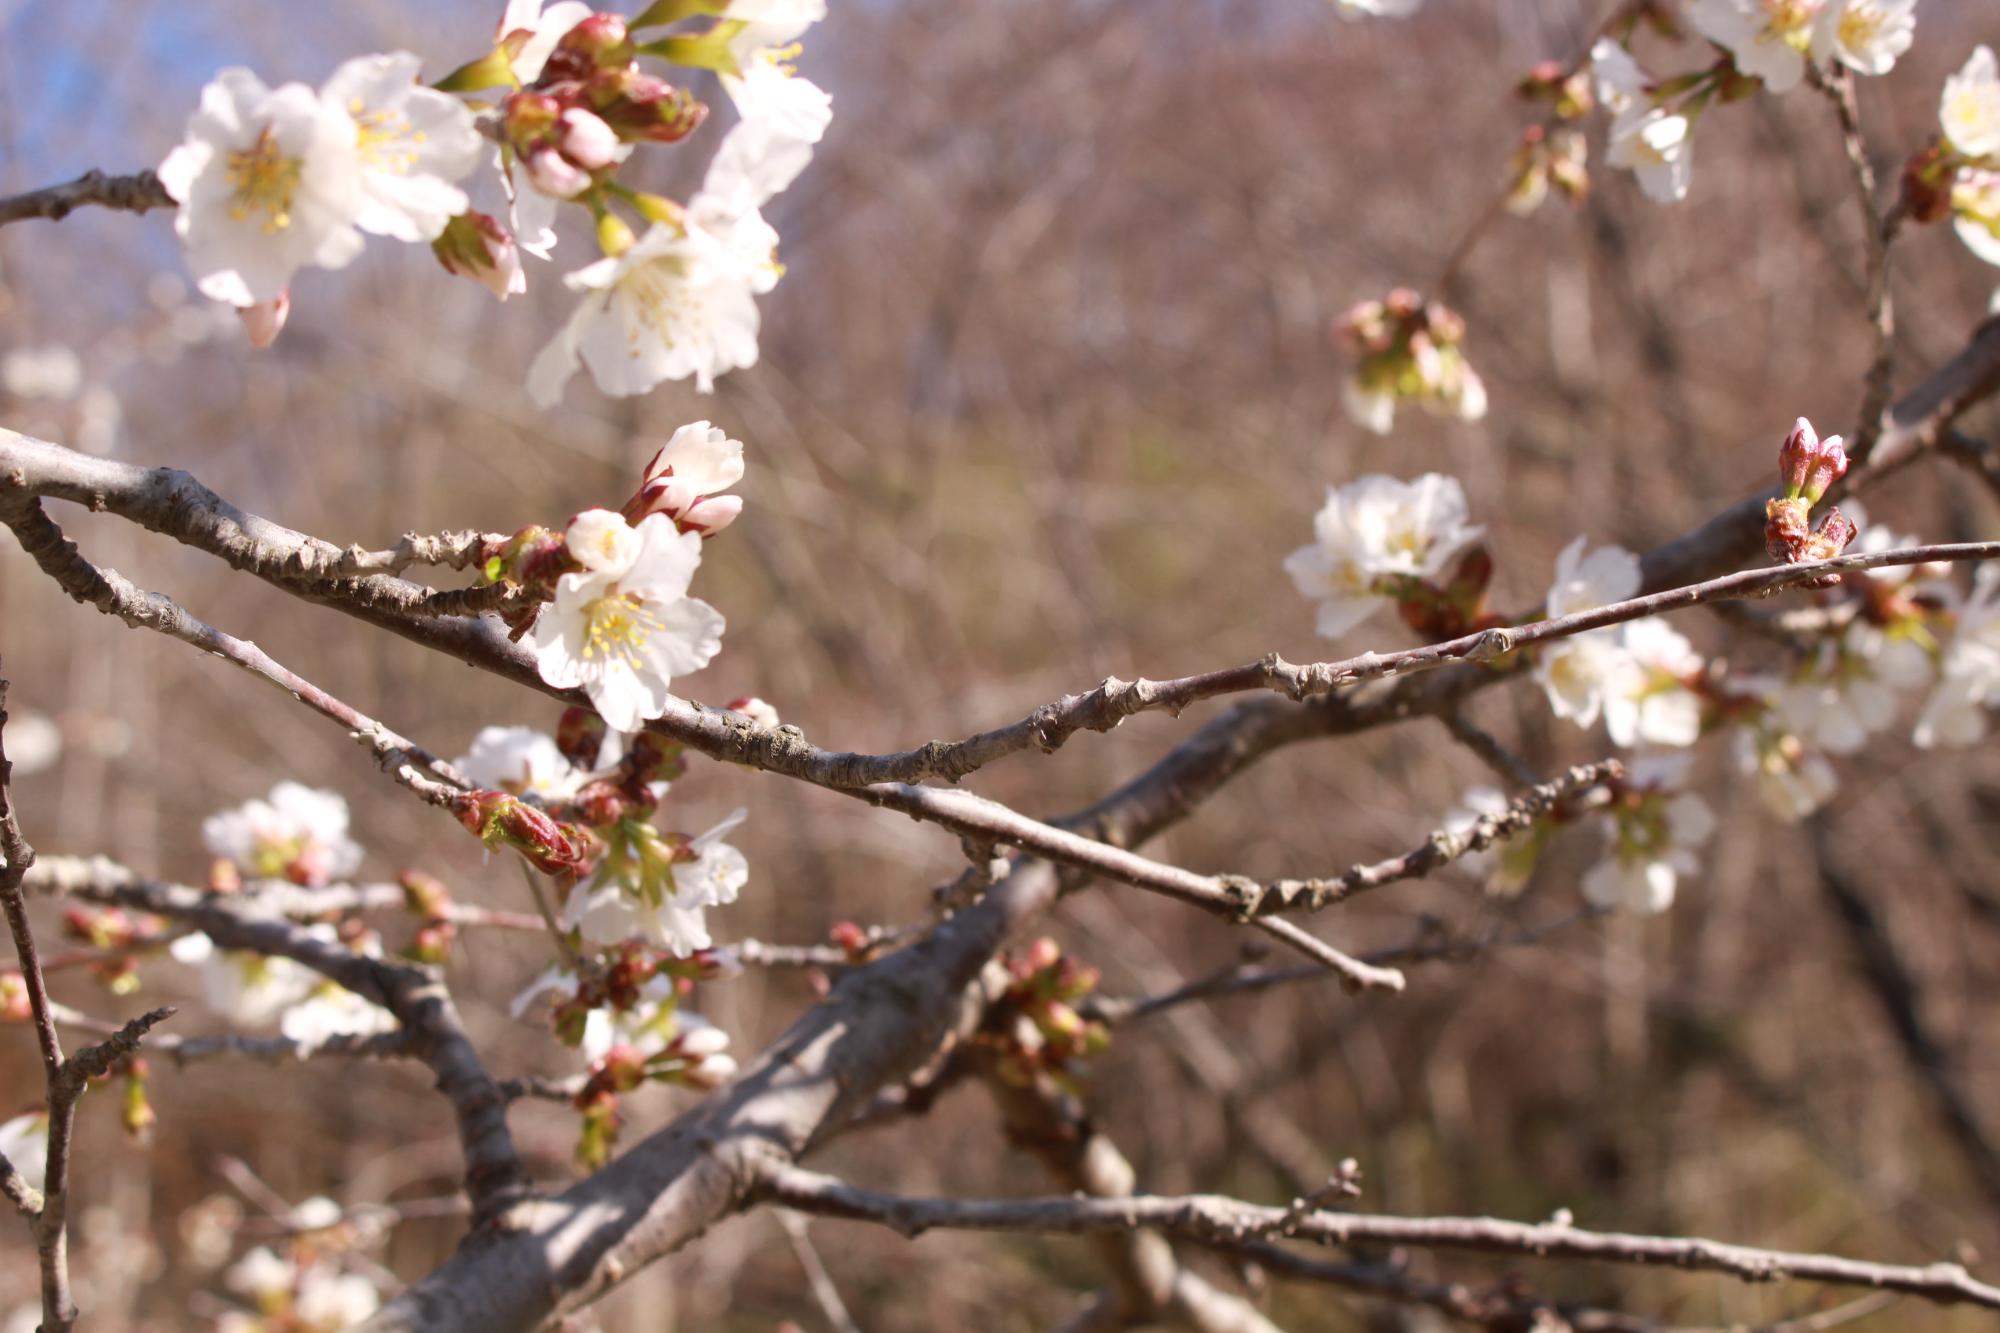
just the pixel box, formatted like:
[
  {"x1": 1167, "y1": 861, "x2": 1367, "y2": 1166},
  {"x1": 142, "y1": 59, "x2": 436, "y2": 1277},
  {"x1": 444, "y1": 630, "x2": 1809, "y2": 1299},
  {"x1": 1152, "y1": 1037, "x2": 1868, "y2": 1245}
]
[
  {"x1": 984, "y1": 938, "x2": 1111, "y2": 1095},
  {"x1": 1766, "y1": 417, "x2": 1858, "y2": 566},
  {"x1": 1507, "y1": 61, "x2": 1594, "y2": 215},
  {"x1": 1337, "y1": 289, "x2": 1488, "y2": 435}
]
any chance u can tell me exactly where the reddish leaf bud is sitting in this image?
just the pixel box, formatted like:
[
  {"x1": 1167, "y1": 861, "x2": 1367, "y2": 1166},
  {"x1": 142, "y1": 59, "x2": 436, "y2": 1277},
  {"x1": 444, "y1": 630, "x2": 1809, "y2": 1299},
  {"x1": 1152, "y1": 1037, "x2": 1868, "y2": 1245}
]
[{"x1": 453, "y1": 790, "x2": 590, "y2": 875}]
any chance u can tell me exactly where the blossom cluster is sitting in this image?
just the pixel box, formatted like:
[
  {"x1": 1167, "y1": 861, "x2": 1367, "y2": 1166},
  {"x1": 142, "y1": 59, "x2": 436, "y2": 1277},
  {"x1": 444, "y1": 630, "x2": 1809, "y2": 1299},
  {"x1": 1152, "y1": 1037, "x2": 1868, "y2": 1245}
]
[
  {"x1": 514, "y1": 939, "x2": 739, "y2": 1164},
  {"x1": 1284, "y1": 472, "x2": 1489, "y2": 639},
  {"x1": 1335, "y1": 290, "x2": 1488, "y2": 435},
  {"x1": 158, "y1": 1, "x2": 832, "y2": 397},
  {"x1": 216, "y1": 1201, "x2": 383, "y2": 1331},
  {"x1": 1292, "y1": 416, "x2": 1994, "y2": 917},
  {"x1": 1587, "y1": 2, "x2": 1915, "y2": 207},
  {"x1": 1909, "y1": 46, "x2": 2000, "y2": 268}
]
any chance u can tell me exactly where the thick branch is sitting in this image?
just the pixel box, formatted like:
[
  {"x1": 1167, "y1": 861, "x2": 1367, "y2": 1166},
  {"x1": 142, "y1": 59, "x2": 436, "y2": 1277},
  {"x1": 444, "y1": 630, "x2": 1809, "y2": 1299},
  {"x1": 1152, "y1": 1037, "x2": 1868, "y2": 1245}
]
[{"x1": 752, "y1": 1165, "x2": 2000, "y2": 1310}]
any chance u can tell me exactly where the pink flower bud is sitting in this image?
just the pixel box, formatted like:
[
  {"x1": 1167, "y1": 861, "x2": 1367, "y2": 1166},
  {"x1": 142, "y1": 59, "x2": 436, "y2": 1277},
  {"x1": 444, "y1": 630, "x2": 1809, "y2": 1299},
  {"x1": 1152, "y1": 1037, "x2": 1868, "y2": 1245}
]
[
  {"x1": 596, "y1": 1043, "x2": 648, "y2": 1092},
  {"x1": 238, "y1": 291, "x2": 289, "y2": 349},
  {"x1": 559, "y1": 108, "x2": 624, "y2": 170},
  {"x1": 680, "y1": 494, "x2": 742, "y2": 536},
  {"x1": 433, "y1": 212, "x2": 523, "y2": 301},
  {"x1": 1778, "y1": 417, "x2": 1847, "y2": 503},
  {"x1": 524, "y1": 146, "x2": 592, "y2": 199},
  {"x1": 557, "y1": 12, "x2": 632, "y2": 64}
]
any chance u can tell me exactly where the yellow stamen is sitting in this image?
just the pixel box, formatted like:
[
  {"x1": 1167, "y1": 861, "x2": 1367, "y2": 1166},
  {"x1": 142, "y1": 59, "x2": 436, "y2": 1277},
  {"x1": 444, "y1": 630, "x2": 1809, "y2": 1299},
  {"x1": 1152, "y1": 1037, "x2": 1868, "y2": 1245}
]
[{"x1": 226, "y1": 127, "x2": 302, "y2": 233}]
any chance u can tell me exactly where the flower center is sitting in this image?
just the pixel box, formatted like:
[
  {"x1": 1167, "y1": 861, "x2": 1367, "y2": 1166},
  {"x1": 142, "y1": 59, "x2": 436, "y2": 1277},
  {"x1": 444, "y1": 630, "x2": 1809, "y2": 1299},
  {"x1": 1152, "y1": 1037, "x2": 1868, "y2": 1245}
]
[
  {"x1": 227, "y1": 127, "x2": 302, "y2": 233},
  {"x1": 581, "y1": 589, "x2": 663, "y2": 669},
  {"x1": 351, "y1": 99, "x2": 424, "y2": 175}
]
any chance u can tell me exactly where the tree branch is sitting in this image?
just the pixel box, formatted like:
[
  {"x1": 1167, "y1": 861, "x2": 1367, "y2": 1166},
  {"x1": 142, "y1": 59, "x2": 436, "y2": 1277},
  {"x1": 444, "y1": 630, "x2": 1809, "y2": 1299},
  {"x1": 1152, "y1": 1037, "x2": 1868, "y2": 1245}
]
[
  {"x1": 24, "y1": 857, "x2": 529, "y2": 1225},
  {"x1": 751, "y1": 1164, "x2": 2000, "y2": 1310},
  {"x1": 0, "y1": 168, "x2": 173, "y2": 227},
  {"x1": 0, "y1": 668, "x2": 79, "y2": 1329},
  {"x1": 0, "y1": 496, "x2": 468, "y2": 807}
]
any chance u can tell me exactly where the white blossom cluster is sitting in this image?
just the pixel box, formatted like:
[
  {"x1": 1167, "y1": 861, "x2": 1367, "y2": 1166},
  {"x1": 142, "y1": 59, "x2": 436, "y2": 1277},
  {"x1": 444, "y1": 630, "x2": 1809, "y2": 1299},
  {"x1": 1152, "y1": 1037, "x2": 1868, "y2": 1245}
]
[
  {"x1": 157, "y1": 2, "x2": 832, "y2": 398},
  {"x1": 1289, "y1": 462, "x2": 1996, "y2": 917},
  {"x1": 220, "y1": 1230, "x2": 382, "y2": 1331},
  {"x1": 1590, "y1": 1, "x2": 1915, "y2": 206},
  {"x1": 1284, "y1": 472, "x2": 1482, "y2": 638},
  {"x1": 158, "y1": 55, "x2": 484, "y2": 327},
  {"x1": 163, "y1": 783, "x2": 395, "y2": 1044},
  {"x1": 1941, "y1": 47, "x2": 2000, "y2": 268}
]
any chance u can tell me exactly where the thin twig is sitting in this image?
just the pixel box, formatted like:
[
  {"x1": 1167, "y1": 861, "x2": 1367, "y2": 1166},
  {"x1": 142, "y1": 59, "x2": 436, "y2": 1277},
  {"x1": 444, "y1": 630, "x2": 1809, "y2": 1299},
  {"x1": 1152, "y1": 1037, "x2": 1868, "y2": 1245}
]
[
  {"x1": 0, "y1": 498, "x2": 468, "y2": 808},
  {"x1": 1811, "y1": 66, "x2": 1903, "y2": 462},
  {"x1": 0, "y1": 670, "x2": 78, "y2": 1329},
  {"x1": 1440, "y1": 709, "x2": 1543, "y2": 788},
  {"x1": 0, "y1": 168, "x2": 173, "y2": 227},
  {"x1": 775, "y1": 1211, "x2": 864, "y2": 1333},
  {"x1": 753, "y1": 1164, "x2": 2000, "y2": 1309},
  {"x1": 1085, "y1": 909, "x2": 1603, "y2": 1025}
]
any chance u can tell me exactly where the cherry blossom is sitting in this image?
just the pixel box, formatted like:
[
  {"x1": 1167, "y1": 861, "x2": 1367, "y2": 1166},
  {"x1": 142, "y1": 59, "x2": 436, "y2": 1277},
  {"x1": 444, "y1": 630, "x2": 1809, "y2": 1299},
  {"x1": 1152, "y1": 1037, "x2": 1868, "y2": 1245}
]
[
  {"x1": 201, "y1": 782, "x2": 363, "y2": 886},
  {"x1": 1607, "y1": 108, "x2": 1695, "y2": 204},
  {"x1": 158, "y1": 68, "x2": 367, "y2": 307},
  {"x1": 498, "y1": 0, "x2": 596, "y2": 84},
  {"x1": 1812, "y1": 0, "x2": 1916, "y2": 77},
  {"x1": 1336, "y1": 291, "x2": 1486, "y2": 434},
  {"x1": 530, "y1": 511, "x2": 726, "y2": 731},
  {"x1": 1590, "y1": 40, "x2": 1648, "y2": 116},
  {"x1": 1774, "y1": 621, "x2": 1932, "y2": 754},
  {"x1": 1689, "y1": 0, "x2": 1828, "y2": 95},
  {"x1": 238, "y1": 292, "x2": 290, "y2": 348},
  {"x1": 525, "y1": 91, "x2": 823, "y2": 401},
  {"x1": 322, "y1": 52, "x2": 484, "y2": 243},
  {"x1": 1603, "y1": 619, "x2": 1706, "y2": 748},
  {"x1": 1736, "y1": 727, "x2": 1840, "y2": 820},
  {"x1": 562, "y1": 808, "x2": 750, "y2": 956},
  {"x1": 226, "y1": 1246, "x2": 380, "y2": 1331},
  {"x1": 1913, "y1": 565, "x2": 2000, "y2": 747},
  {"x1": 168, "y1": 932, "x2": 323, "y2": 1029},
  {"x1": 1284, "y1": 473, "x2": 1483, "y2": 639},
  {"x1": 432, "y1": 210, "x2": 526, "y2": 298},
  {"x1": 627, "y1": 420, "x2": 746, "y2": 533},
  {"x1": 1442, "y1": 787, "x2": 1545, "y2": 896},
  {"x1": 455, "y1": 725, "x2": 591, "y2": 801},
  {"x1": 1952, "y1": 170, "x2": 2000, "y2": 267},
  {"x1": 1581, "y1": 754, "x2": 1715, "y2": 915},
  {"x1": 279, "y1": 973, "x2": 398, "y2": 1048},
  {"x1": 1546, "y1": 536, "x2": 1641, "y2": 618},
  {"x1": 1940, "y1": 45, "x2": 2000, "y2": 160},
  {"x1": 1535, "y1": 537, "x2": 1641, "y2": 730}
]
